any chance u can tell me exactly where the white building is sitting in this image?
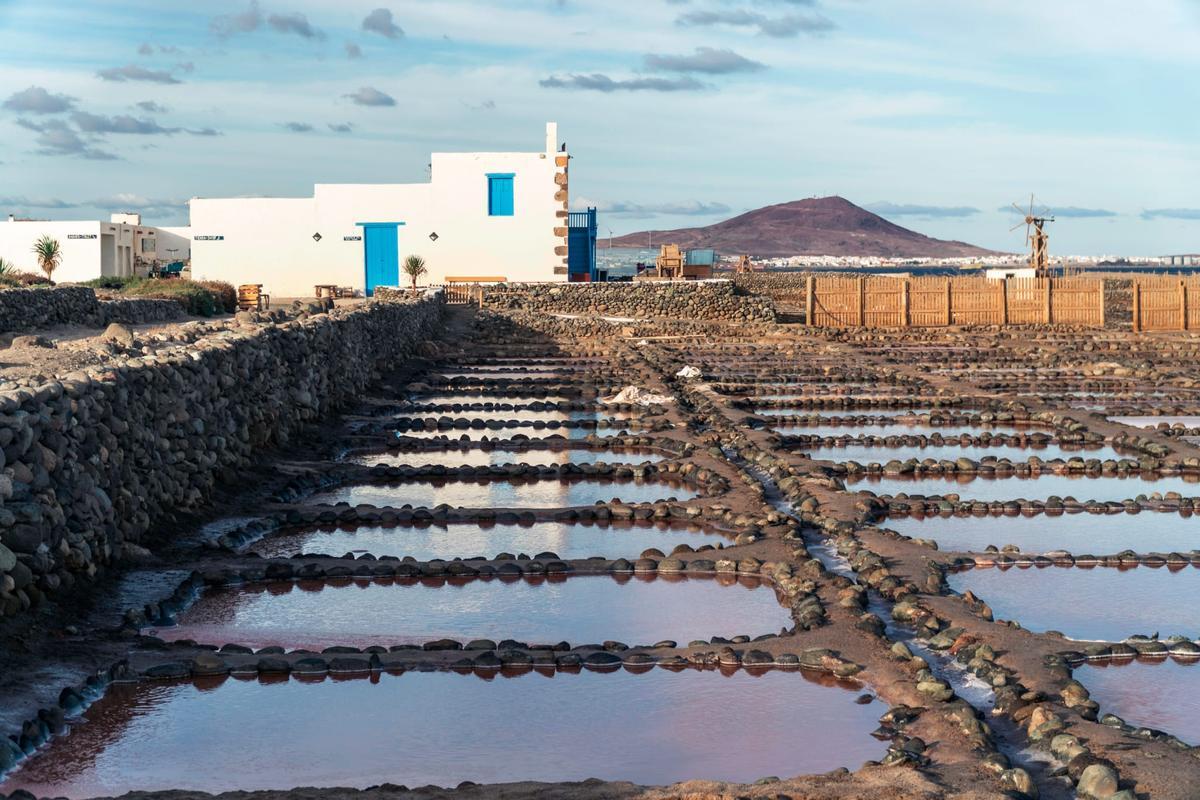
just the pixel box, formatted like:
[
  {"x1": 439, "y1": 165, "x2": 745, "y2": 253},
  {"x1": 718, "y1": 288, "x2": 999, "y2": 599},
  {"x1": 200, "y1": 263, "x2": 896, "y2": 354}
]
[
  {"x1": 189, "y1": 122, "x2": 573, "y2": 297},
  {"x1": 0, "y1": 214, "x2": 191, "y2": 283}
]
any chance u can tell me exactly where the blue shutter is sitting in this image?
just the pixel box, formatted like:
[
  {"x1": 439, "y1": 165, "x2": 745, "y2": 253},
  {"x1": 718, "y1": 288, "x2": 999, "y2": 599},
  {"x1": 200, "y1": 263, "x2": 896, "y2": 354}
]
[{"x1": 487, "y1": 173, "x2": 514, "y2": 216}]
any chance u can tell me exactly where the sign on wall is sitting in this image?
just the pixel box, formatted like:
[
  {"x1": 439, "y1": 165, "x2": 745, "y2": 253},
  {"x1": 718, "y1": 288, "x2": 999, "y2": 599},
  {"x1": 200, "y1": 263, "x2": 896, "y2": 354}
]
[
  {"x1": 344, "y1": 235, "x2": 362, "y2": 241},
  {"x1": 67, "y1": 234, "x2": 98, "y2": 239},
  {"x1": 194, "y1": 235, "x2": 225, "y2": 241}
]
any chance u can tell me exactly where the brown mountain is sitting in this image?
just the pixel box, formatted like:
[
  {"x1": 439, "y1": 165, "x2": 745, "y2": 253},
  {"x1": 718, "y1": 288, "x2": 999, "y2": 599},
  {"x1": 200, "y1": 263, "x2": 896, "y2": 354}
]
[{"x1": 603, "y1": 196, "x2": 995, "y2": 258}]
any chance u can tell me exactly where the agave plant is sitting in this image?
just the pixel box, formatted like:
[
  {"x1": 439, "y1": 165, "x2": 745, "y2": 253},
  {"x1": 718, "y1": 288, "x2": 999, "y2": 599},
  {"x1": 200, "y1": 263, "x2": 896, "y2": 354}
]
[
  {"x1": 402, "y1": 254, "x2": 427, "y2": 291},
  {"x1": 0, "y1": 257, "x2": 15, "y2": 287},
  {"x1": 31, "y1": 235, "x2": 62, "y2": 283}
]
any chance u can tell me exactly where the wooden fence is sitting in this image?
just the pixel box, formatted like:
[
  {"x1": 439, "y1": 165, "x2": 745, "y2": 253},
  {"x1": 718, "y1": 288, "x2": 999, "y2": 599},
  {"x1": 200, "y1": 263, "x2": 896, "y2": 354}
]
[
  {"x1": 430, "y1": 283, "x2": 487, "y2": 305},
  {"x1": 805, "y1": 276, "x2": 1105, "y2": 328},
  {"x1": 1132, "y1": 277, "x2": 1200, "y2": 331}
]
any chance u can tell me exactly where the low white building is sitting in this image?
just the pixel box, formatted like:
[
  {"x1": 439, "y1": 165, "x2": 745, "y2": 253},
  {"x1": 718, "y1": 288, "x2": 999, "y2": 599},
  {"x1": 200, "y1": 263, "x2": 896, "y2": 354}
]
[
  {"x1": 0, "y1": 214, "x2": 190, "y2": 283},
  {"x1": 189, "y1": 122, "x2": 575, "y2": 297}
]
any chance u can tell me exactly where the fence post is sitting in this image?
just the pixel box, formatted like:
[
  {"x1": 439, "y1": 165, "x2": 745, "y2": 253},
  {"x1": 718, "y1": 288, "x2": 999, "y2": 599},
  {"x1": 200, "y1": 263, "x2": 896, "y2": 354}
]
[
  {"x1": 1097, "y1": 280, "x2": 1105, "y2": 328},
  {"x1": 805, "y1": 275, "x2": 815, "y2": 326},
  {"x1": 856, "y1": 277, "x2": 865, "y2": 326},
  {"x1": 1044, "y1": 280, "x2": 1052, "y2": 324},
  {"x1": 1000, "y1": 279, "x2": 1008, "y2": 325},
  {"x1": 901, "y1": 280, "x2": 910, "y2": 327},
  {"x1": 1181, "y1": 280, "x2": 1189, "y2": 331},
  {"x1": 1132, "y1": 282, "x2": 1141, "y2": 332},
  {"x1": 944, "y1": 279, "x2": 952, "y2": 326}
]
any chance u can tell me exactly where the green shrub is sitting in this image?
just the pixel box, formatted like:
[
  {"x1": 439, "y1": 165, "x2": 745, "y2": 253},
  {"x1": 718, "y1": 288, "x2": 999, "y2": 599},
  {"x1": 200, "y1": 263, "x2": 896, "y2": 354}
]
[
  {"x1": 197, "y1": 280, "x2": 237, "y2": 313},
  {"x1": 81, "y1": 276, "x2": 144, "y2": 290},
  {"x1": 123, "y1": 279, "x2": 226, "y2": 316},
  {"x1": 0, "y1": 269, "x2": 53, "y2": 288}
]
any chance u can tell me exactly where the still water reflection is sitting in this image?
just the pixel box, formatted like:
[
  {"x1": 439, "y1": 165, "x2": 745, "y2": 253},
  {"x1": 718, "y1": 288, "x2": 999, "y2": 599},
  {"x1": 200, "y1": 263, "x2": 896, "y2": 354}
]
[
  {"x1": 250, "y1": 520, "x2": 725, "y2": 560},
  {"x1": 307, "y1": 477, "x2": 697, "y2": 507},
  {"x1": 0, "y1": 669, "x2": 884, "y2": 795},
  {"x1": 155, "y1": 575, "x2": 792, "y2": 649},
  {"x1": 1077, "y1": 660, "x2": 1200, "y2": 745},
  {"x1": 846, "y1": 474, "x2": 1200, "y2": 502},
  {"x1": 346, "y1": 449, "x2": 667, "y2": 467},
  {"x1": 948, "y1": 566, "x2": 1200, "y2": 641},
  {"x1": 800, "y1": 443, "x2": 1128, "y2": 462}
]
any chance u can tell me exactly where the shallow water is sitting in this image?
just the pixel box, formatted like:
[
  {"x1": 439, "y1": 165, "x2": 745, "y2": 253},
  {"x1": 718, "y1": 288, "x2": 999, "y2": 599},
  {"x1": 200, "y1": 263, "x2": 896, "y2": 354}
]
[
  {"x1": 155, "y1": 575, "x2": 791, "y2": 649},
  {"x1": 396, "y1": 409, "x2": 643, "y2": 421},
  {"x1": 800, "y1": 443, "x2": 1129, "y2": 463},
  {"x1": 775, "y1": 423, "x2": 1049, "y2": 438},
  {"x1": 398, "y1": 427, "x2": 597, "y2": 441},
  {"x1": 846, "y1": 474, "x2": 1200, "y2": 502},
  {"x1": 346, "y1": 449, "x2": 667, "y2": 467},
  {"x1": 1077, "y1": 660, "x2": 1200, "y2": 744},
  {"x1": 1109, "y1": 415, "x2": 1200, "y2": 428},
  {"x1": 883, "y1": 512, "x2": 1200, "y2": 553},
  {"x1": 405, "y1": 393, "x2": 574, "y2": 405},
  {"x1": 435, "y1": 370, "x2": 565, "y2": 380},
  {"x1": 755, "y1": 408, "x2": 941, "y2": 418},
  {"x1": 948, "y1": 566, "x2": 1200, "y2": 640},
  {"x1": 0, "y1": 669, "x2": 884, "y2": 795},
  {"x1": 307, "y1": 477, "x2": 697, "y2": 507},
  {"x1": 249, "y1": 521, "x2": 727, "y2": 560}
]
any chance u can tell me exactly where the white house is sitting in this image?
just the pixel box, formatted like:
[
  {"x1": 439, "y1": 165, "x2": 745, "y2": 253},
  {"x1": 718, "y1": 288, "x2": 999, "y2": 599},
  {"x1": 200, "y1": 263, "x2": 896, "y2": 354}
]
[
  {"x1": 0, "y1": 214, "x2": 191, "y2": 283},
  {"x1": 189, "y1": 122, "x2": 575, "y2": 297}
]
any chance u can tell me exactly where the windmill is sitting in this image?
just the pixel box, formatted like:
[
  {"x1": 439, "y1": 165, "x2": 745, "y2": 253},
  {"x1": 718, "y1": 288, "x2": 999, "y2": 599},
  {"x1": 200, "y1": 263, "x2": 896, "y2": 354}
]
[
  {"x1": 1010, "y1": 194, "x2": 1055, "y2": 277},
  {"x1": 734, "y1": 254, "x2": 758, "y2": 274}
]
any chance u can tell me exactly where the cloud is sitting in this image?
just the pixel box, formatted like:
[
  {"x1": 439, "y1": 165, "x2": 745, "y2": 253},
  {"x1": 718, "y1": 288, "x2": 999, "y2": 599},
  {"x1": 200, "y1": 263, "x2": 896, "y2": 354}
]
[
  {"x1": 135, "y1": 100, "x2": 169, "y2": 113},
  {"x1": 281, "y1": 121, "x2": 314, "y2": 132},
  {"x1": 96, "y1": 64, "x2": 182, "y2": 84},
  {"x1": 576, "y1": 197, "x2": 731, "y2": 217},
  {"x1": 467, "y1": 99, "x2": 496, "y2": 111},
  {"x1": 345, "y1": 41, "x2": 363, "y2": 58},
  {"x1": 139, "y1": 43, "x2": 181, "y2": 55},
  {"x1": 3, "y1": 86, "x2": 76, "y2": 114},
  {"x1": 92, "y1": 193, "x2": 188, "y2": 216},
  {"x1": 676, "y1": 9, "x2": 834, "y2": 37},
  {"x1": 343, "y1": 86, "x2": 396, "y2": 106},
  {"x1": 267, "y1": 11, "x2": 324, "y2": 39},
  {"x1": 362, "y1": 8, "x2": 404, "y2": 39},
  {"x1": 869, "y1": 202, "x2": 980, "y2": 218},
  {"x1": 185, "y1": 127, "x2": 222, "y2": 136},
  {"x1": 644, "y1": 47, "x2": 766, "y2": 75},
  {"x1": 1141, "y1": 208, "x2": 1200, "y2": 221},
  {"x1": 211, "y1": 2, "x2": 263, "y2": 37},
  {"x1": 16, "y1": 118, "x2": 117, "y2": 160},
  {"x1": 998, "y1": 204, "x2": 1117, "y2": 218},
  {"x1": 138, "y1": 43, "x2": 153, "y2": 56},
  {"x1": 539, "y1": 73, "x2": 706, "y2": 92},
  {"x1": 0, "y1": 195, "x2": 80, "y2": 209},
  {"x1": 328, "y1": 122, "x2": 354, "y2": 132},
  {"x1": 72, "y1": 111, "x2": 179, "y2": 135}
]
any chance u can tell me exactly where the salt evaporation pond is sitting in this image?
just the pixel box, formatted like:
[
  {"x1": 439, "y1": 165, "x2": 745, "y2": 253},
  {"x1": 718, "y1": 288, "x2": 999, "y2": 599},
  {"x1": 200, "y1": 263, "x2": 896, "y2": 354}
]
[
  {"x1": 249, "y1": 520, "x2": 727, "y2": 560},
  {"x1": 800, "y1": 443, "x2": 1129, "y2": 463},
  {"x1": 154, "y1": 575, "x2": 791, "y2": 649},
  {"x1": 406, "y1": 393, "x2": 573, "y2": 405},
  {"x1": 395, "y1": 408, "x2": 643, "y2": 421},
  {"x1": 846, "y1": 474, "x2": 1200, "y2": 502},
  {"x1": 0, "y1": 670, "x2": 884, "y2": 796},
  {"x1": 307, "y1": 477, "x2": 697, "y2": 507},
  {"x1": 1077, "y1": 660, "x2": 1200, "y2": 745},
  {"x1": 773, "y1": 423, "x2": 1048, "y2": 438},
  {"x1": 1109, "y1": 415, "x2": 1200, "y2": 428},
  {"x1": 755, "y1": 408, "x2": 941, "y2": 418},
  {"x1": 346, "y1": 448, "x2": 667, "y2": 467},
  {"x1": 948, "y1": 566, "x2": 1200, "y2": 641},
  {"x1": 883, "y1": 512, "x2": 1200, "y2": 554},
  {"x1": 398, "y1": 427, "x2": 599, "y2": 441}
]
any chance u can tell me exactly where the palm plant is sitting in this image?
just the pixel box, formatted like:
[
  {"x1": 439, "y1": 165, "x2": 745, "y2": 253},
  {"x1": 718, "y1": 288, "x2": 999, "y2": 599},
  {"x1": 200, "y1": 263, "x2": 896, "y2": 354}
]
[
  {"x1": 402, "y1": 254, "x2": 427, "y2": 291},
  {"x1": 31, "y1": 235, "x2": 62, "y2": 283},
  {"x1": 0, "y1": 258, "x2": 15, "y2": 287}
]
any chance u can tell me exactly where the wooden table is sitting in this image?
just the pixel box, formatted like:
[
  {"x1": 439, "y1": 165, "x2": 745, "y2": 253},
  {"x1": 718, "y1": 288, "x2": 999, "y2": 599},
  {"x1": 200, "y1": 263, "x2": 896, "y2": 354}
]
[{"x1": 314, "y1": 284, "x2": 339, "y2": 299}]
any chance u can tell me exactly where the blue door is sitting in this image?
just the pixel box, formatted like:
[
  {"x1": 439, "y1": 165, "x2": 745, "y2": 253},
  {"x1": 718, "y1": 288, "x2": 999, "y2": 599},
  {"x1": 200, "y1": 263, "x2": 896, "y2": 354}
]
[{"x1": 361, "y1": 223, "x2": 401, "y2": 296}]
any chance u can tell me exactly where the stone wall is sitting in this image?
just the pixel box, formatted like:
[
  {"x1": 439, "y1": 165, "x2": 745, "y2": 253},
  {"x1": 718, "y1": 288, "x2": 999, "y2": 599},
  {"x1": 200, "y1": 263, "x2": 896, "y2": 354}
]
[
  {"x1": 481, "y1": 280, "x2": 776, "y2": 323},
  {"x1": 0, "y1": 286, "x2": 184, "y2": 332},
  {"x1": 730, "y1": 272, "x2": 810, "y2": 307},
  {"x1": 0, "y1": 294, "x2": 444, "y2": 621}
]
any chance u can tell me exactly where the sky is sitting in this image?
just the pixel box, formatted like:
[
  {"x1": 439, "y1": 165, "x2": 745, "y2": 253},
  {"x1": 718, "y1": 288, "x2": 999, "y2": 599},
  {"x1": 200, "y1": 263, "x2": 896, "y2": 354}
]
[{"x1": 1, "y1": 0, "x2": 1198, "y2": 255}]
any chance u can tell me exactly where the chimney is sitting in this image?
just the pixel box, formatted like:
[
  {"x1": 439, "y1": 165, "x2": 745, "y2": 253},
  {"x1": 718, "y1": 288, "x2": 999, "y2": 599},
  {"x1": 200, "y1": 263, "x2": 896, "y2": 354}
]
[
  {"x1": 6, "y1": 214, "x2": 13, "y2": 222},
  {"x1": 545, "y1": 122, "x2": 558, "y2": 156}
]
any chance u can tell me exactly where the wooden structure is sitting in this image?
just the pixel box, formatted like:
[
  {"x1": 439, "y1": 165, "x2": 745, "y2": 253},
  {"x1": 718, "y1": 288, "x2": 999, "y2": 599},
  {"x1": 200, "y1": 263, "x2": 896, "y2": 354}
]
[
  {"x1": 1132, "y1": 277, "x2": 1200, "y2": 331},
  {"x1": 439, "y1": 276, "x2": 505, "y2": 305},
  {"x1": 734, "y1": 255, "x2": 757, "y2": 274},
  {"x1": 655, "y1": 244, "x2": 684, "y2": 279},
  {"x1": 237, "y1": 284, "x2": 268, "y2": 312},
  {"x1": 805, "y1": 276, "x2": 1104, "y2": 328},
  {"x1": 1010, "y1": 195, "x2": 1055, "y2": 277},
  {"x1": 314, "y1": 284, "x2": 339, "y2": 299}
]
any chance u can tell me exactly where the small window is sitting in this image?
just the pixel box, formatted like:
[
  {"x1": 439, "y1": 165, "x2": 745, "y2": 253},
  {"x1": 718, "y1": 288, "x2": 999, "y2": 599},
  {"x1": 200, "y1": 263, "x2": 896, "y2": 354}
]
[
  {"x1": 140, "y1": 238, "x2": 155, "y2": 253},
  {"x1": 487, "y1": 173, "x2": 514, "y2": 216}
]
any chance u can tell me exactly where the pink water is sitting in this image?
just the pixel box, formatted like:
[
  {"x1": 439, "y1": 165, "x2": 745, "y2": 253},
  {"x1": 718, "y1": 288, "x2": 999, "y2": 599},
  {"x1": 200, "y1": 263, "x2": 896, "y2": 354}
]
[
  {"x1": 307, "y1": 477, "x2": 698, "y2": 508},
  {"x1": 847, "y1": 473, "x2": 1200, "y2": 502},
  {"x1": 154, "y1": 575, "x2": 791, "y2": 649},
  {"x1": 1077, "y1": 660, "x2": 1200, "y2": 743},
  {"x1": 0, "y1": 669, "x2": 884, "y2": 796},
  {"x1": 885, "y1": 512, "x2": 1200, "y2": 553},
  {"x1": 249, "y1": 520, "x2": 727, "y2": 560},
  {"x1": 346, "y1": 449, "x2": 667, "y2": 467}
]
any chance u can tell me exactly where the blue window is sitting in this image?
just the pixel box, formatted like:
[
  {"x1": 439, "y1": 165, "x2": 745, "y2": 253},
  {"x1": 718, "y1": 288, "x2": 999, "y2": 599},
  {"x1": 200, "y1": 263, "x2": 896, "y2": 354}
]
[{"x1": 487, "y1": 173, "x2": 514, "y2": 216}]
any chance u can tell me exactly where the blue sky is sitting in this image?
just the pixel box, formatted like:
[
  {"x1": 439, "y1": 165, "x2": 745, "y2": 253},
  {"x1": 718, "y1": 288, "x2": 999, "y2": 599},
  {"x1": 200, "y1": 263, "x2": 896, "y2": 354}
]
[{"x1": 1, "y1": 0, "x2": 1198, "y2": 254}]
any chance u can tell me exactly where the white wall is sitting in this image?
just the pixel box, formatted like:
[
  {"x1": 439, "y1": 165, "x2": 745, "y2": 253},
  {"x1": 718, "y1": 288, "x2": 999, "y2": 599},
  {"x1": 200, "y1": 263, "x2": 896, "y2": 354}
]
[
  {"x1": 0, "y1": 220, "x2": 102, "y2": 283},
  {"x1": 155, "y1": 227, "x2": 192, "y2": 262},
  {"x1": 190, "y1": 124, "x2": 566, "y2": 297}
]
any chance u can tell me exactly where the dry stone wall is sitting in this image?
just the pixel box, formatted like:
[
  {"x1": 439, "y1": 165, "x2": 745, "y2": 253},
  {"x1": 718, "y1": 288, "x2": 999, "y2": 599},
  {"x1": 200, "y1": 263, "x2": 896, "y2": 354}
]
[
  {"x1": 0, "y1": 286, "x2": 183, "y2": 333},
  {"x1": 481, "y1": 280, "x2": 776, "y2": 323},
  {"x1": 0, "y1": 294, "x2": 443, "y2": 622},
  {"x1": 731, "y1": 272, "x2": 810, "y2": 307}
]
